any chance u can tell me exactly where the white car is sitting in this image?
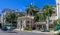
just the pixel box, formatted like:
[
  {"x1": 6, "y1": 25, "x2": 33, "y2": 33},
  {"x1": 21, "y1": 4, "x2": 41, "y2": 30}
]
[{"x1": 7, "y1": 27, "x2": 11, "y2": 30}]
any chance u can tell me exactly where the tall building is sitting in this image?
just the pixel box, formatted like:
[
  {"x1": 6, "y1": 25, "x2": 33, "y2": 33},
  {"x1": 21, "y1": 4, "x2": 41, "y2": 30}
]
[{"x1": 55, "y1": 0, "x2": 60, "y2": 19}]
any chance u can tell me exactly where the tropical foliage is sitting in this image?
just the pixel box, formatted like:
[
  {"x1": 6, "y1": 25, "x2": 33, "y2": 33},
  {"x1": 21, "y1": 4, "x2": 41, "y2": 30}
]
[
  {"x1": 37, "y1": 12, "x2": 46, "y2": 21},
  {"x1": 25, "y1": 3, "x2": 39, "y2": 16},
  {"x1": 5, "y1": 12, "x2": 17, "y2": 28},
  {"x1": 43, "y1": 4, "x2": 54, "y2": 16},
  {"x1": 5, "y1": 3, "x2": 55, "y2": 30},
  {"x1": 6, "y1": 12, "x2": 16, "y2": 23},
  {"x1": 42, "y1": 4, "x2": 54, "y2": 30},
  {"x1": 53, "y1": 19, "x2": 60, "y2": 26}
]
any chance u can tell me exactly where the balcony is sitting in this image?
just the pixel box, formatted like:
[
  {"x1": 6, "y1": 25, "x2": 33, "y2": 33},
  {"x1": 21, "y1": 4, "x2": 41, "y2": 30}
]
[{"x1": 49, "y1": 16, "x2": 57, "y2": 20}]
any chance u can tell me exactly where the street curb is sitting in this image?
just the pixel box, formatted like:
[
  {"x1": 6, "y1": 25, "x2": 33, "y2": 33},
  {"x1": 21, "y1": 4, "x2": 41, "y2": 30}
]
[
  {"x1": 22, "y1": 30, "x2": 54, "y2": 34},
  {"x1": 14, "y1": 29, "x2": 54, "y2": 34}
]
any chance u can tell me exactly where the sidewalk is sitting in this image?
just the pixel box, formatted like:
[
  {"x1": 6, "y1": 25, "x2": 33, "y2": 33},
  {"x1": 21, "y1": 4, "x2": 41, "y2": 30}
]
[
  {"x1": 14, "y1": 29, "x2": 54, "y2": 34},
  {"x1": 31, "y1": 30, "x2": 54, "y2": 34}
]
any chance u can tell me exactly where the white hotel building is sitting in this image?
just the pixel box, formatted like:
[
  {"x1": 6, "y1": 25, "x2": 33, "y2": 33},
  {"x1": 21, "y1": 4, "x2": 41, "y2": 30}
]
[
  {"x1": 49, "y1": 0, "x2": 60, "y2": 23},
  {"x1": 55, "y1": 0, "x2": 60, "y2": 19},
  {"x1": 0, "y1": 0, "x2": 60, "y2": 29}
]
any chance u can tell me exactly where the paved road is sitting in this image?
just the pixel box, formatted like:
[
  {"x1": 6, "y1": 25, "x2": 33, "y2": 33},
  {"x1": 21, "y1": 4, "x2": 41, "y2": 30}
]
[{"x1": 0, "y1": 30, "x2": 54, "y2": 35}]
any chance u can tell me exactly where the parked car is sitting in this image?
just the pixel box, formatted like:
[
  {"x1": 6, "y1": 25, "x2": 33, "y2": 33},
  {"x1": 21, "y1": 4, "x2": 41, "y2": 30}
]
[
  {"x1": 1, "y1": 26, "x2": 7, "y2": 31},
  {"x1": 40, "y1": 28, "x2": 45, "y2": 32},
  {"x1": 1, "y1": 23, "x2": 14, "y2": 31}
]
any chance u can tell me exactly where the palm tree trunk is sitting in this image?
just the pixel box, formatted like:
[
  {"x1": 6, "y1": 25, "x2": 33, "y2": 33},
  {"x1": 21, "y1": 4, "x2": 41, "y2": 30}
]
[
  {"x1": 46, "y1": 16, "x2": 49, "y2": 30},
  {"x1": 38, "y1": 15, "x2": 40, "y2": 22},
  {"x1": 28, "y1": 11, "x2": 30, "y2": 16}
]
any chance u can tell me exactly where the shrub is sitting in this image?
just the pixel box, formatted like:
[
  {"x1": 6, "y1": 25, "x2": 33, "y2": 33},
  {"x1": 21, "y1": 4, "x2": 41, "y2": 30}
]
[
  {"x1": 23, "y1": 27, "x2": 29, "y2": 30},
  {"x1": 53, "y1": 20, "x2": 58, "y2": 26},
  {"x1": 45, "y1": 29, "x2": 50, "y2": 32},
  {"x1": 53, "y1": 19, "x2": 60, "y2": 26},
  {"x1": 57, "y1": 32, "x2": 60, "y2": 35}
]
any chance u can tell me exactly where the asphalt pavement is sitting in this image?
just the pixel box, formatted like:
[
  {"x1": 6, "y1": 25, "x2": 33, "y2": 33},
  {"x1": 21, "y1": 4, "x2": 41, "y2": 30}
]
[{"x1": 0, "y1": 29, "x2": 54, "y2": 35}]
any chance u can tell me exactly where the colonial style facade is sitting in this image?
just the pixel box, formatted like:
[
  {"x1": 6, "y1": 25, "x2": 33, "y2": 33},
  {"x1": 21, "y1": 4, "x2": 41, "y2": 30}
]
[
  {"x1": 0, "y1": 0, "x2": 60, "y2": 30},
  {"x1": 17, "y1": 16, "x2": 34, "y2": 30}
]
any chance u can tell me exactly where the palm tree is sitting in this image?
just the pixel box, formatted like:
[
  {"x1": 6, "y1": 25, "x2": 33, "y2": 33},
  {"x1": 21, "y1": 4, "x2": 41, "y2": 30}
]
[
  {"x1": 43, "y1": 4, "x2": 54, "y2": 30},
  {"x1": 25, "y1": 3, "x2": 39, "y2": 30},
  {"x1": 34, "y1": 13, "x2": 39, "y2": 22},
  {"x1": 18, "y1": 13, "x2": 24, "y2": 17},
  {"x1": 37, "y1": 12, "x2": 46, "y2": 22},
  {"x1": 25, "y1": 3, "x2": 39, "y2": 16},
  {"x1": 6, "y1": 12, "x2": 17, "y2": 28}
]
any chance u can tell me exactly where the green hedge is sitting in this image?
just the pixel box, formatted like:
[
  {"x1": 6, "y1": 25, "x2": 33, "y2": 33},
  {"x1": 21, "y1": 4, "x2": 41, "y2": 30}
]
[
  {"x1": 23, "y1": 27, "x2": 29, "y2": 30},
  {"x1": 45, "y1": 29, "x2": 50, "y2": 32}
]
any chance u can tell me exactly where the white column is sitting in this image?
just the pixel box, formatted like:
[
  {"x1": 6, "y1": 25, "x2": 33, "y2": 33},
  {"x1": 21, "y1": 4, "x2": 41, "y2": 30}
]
[
  {"x1": 17, "y1": 20, "x2": 21, "y2": 30},
  {"x1": 23, "y1": 20, "x2": 26, "y2": 27},
  {"x1": 42, "y1": 25, "x2": 43, "y2": 28},
  {"x1": 21, "y1": 20, "x2": 26, "y2": 30}
]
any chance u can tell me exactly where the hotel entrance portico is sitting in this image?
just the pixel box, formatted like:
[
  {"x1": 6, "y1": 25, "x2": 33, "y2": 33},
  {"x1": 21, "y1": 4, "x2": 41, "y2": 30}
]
[
  {"x1": 17, "y1": 16, "x2": 34, "y2": 30},
  {"x1": 34, "y1": 22, "x2": 46, "y2": 30}
]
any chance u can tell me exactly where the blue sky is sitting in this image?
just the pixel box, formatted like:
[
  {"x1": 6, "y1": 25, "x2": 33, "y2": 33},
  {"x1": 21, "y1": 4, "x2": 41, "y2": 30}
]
[{"x1": 0, "y1": 0, "x2": 55, "y2": 14}]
